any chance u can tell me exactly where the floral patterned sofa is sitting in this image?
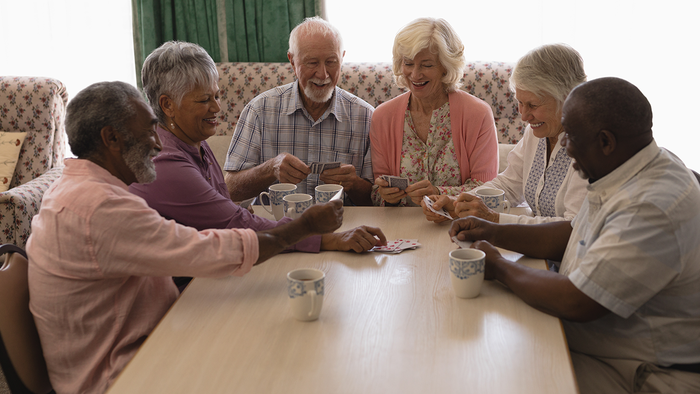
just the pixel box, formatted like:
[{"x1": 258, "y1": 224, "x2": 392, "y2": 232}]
[
  {"x1": 0, "y1": 77, "x2": 67, "y2": 248},
  {"x1": 207, "y1": 61, "x2": 526, "y2": 172}
]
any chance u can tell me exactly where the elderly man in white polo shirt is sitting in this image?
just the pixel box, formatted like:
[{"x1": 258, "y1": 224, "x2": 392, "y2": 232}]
[{"x1": 450, "y1": 77, "x2": 700, "y2": 393}]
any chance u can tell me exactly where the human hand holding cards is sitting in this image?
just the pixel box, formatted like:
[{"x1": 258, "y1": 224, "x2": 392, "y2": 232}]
[
  {"x1": 423, "y1": 196, "x2": 453, "y2": 220},
  {"x1": 308, "y1": 161, "x2": 341, "y2": 174},
  {"x1": 381, "y1": 175, "x2": 409, "y2": 191}
]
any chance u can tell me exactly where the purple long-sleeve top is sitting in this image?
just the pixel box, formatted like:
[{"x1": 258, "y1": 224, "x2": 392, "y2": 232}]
[{"x1": 129, "y1": 125, "x2": 321, "y2": 252}]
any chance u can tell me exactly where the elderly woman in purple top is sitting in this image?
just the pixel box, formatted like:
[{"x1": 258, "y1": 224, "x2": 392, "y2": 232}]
[{"x1": 130, "y1": 41, "x2": 385, "y2": 288}]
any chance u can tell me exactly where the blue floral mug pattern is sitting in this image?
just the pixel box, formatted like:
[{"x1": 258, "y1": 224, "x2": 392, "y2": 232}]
[
  {"x1": 449, "y1": 249, "x2": 486, "y2": 299},
  {"x1": 476, "y1": 188, "x2": 511, "y2": 214},
  {"x1": 283, "y1": 193, "x2": 313, "y2": 219},
  {"x1": 287, "y1": 268, "x2": 325, "y2": 321}
]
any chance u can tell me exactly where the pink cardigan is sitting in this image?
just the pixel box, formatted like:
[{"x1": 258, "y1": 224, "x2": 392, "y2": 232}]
[{"x1": 370, "y1": 90, "x2": 498, "y2": 184}]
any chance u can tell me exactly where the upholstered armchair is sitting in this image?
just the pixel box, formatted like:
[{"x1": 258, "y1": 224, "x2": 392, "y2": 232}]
[{"x1": 0, "y1": 77, "x2": 68, "y2": 248}]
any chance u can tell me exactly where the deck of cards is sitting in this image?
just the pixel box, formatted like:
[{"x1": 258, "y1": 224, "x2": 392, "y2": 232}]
[
  {"x1": 371, "y1": 239, "x2": 421, "y2": 254},
  {"x1": 308, "y1": 161, "x2": 341, "y2": 174},
  {"x1": 381, "y1": 175, "x2": 409, "y2": 190},
  {"x1": 423, "y1": 196, "x2": 453, "y2": 220}
]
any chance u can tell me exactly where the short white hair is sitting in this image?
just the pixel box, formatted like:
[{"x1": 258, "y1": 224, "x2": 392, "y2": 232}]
[
  {"x1": 288, "y1": 16, "x2": 344, "y2": 57},
  {"x1": 392, "y1": 17, "x2": 465, "y2": 92},
  {"x1": 510, "y1": 43, "x2": 587, "y2": 109},
  {"x1": 141, "y1": 41, "x2": 219, "y2": 124}
]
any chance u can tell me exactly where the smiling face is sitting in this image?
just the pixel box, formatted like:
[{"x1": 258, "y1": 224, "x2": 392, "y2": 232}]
[
  {"x1": 401, "y1": 47, "x2": 446, "y2": 102},
  {"x1": 167, "y1": 82, "x2": 221, "y2": 145},
  {"x1": 516, "y1": 89, "x2": 563, "y2": 140},
  {"x1": 289, "y1": 32, "x2": 343, "y2": 105}
]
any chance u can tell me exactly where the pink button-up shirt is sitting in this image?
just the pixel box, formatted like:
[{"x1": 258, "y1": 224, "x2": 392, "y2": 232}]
[{"x1": 27, "y1": 159, "x2": 258, "y2": 394}]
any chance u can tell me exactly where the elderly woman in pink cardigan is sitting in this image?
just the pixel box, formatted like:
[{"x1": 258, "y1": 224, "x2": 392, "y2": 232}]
[{"x1": 370, "y1": 17, "x2": 498, "y2": 207}]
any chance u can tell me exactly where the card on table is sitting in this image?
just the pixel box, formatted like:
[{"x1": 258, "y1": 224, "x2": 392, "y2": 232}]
[
  {"x1": 371, "y1": 239, "x2": 421, "y2": 254},
  {"x1": 308, "y1": 161, "x2": 341, "y2": 174},
  {"x1": 381, "y1": 175, "x2": 409, "y2": 190},
  {"x1": 423, "y1": 196, "x2": 453, "y2": 220}
]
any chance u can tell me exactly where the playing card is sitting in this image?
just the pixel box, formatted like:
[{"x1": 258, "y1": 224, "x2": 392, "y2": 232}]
[
  {"x1": 382, "y1": 175, "x2": 409, "y2": 190},
  {"x1": 308, "y1": 161, "x2": 341, "y2": 174},
  {"x1": 451, "y1": 236, "x2": 473, "y2": 249},
  {"x1": 329, "y1": 189, "x2": 343, "y2": 201},
  {"x1": 371, "y1": 239, "x2": 421, "y2": 253},
  {"x1": 423, "y1": 196, "x2": 452, "y2": 220}
]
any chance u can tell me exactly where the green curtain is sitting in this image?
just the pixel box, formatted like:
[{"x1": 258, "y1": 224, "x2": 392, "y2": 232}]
[{"x1": 132, "y1": 0, "x2": 320, "y2": 86}]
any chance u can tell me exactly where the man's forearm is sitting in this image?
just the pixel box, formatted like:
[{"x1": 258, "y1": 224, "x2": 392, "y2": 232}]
[
  {"x1": 225, "y1": 162, "x2": 277, "y2": 201},
  {"x1": 491, "y1": 257, "x2": 609, "y2": 322},
  {"x1": 346, "y1": 177, "x2": 373, "y2": 206},
  {"x1": 255, "y1": 216, "x2": 315, "y2": 263},
  {"x1": 491, "y1": 221, "x2": 572, "y2": 261}
]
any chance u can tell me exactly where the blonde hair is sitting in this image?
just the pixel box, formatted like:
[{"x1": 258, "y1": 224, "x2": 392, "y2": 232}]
[{"x1": 392, "y1": 18, "x2": 465, "y2": 92}]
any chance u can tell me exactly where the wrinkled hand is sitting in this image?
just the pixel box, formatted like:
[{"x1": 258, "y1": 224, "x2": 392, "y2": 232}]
[
  {"x1": 322, "y1": 225, "x2": 387, "y2": 253},
  {"x1": 471, "y1": 240, "x2": 502, "y2": 280},
  {"x1": 448, "y1": 216, "x2": 496, "y2": 244},
  {"x1": 405, "y1": 179, "x2": 439, "y2": 206},
  {"x1": 421, "y1": 195, "x2": 456, "y2": 223},
  {"x1": 320, "y1": 164, "x2": 358, "y2": 192},
  {"x1": 375, "y1": 176, "x2": 406, "y2": 205},
  {"x1": 454, "y1": 193, "x2": 499, "y2": 223},
  {"x1": 272, "y1": 153, "x2": 310, "y2": 185},
  {"x1": 299, "y1": 200, "x2": 343, "y2": 235}
]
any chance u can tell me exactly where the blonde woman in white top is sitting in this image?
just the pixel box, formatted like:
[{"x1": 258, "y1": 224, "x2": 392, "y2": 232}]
[{"x1": 423, "y1": 43, "x2": 588, "y2": 224}]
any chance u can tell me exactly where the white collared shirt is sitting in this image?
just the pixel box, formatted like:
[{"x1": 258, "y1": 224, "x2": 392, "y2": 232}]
[
  {"x1": 471, "y1": 127, "x2": 588, "y2": 224},
  {"x1": 561, "y1": 140, "x2": 700, "y2": 366}
]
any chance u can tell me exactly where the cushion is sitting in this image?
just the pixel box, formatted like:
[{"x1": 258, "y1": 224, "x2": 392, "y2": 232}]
[
  {"x1": 0, "y1": 132, "x2": 27, "y2": 192},
  {"x1": 498, "y1": 143, "x2": 516, "y2": 173}
]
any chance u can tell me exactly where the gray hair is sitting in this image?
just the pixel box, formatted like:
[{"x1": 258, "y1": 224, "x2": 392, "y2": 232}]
[
  {"x1": 288, "y1": 16, "x2": 344, "y2": 57},
  {"x1": 66, "y1": 81, "x2": 142, "y2": 159},
  {"x1": 510, "y1": 43, "x2": 587, "y2": 108},
  {"x1": 392, "y1": 18, "x2": 466, "y2": 92},
  {"x1": 141, "y1": 41, "x2": 219, "y2": 124}
]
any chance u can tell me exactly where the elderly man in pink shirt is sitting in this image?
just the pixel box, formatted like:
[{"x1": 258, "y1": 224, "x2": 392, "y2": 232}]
[{"x1": 27, "y1": 81, "x2": 344, "y2": 394}]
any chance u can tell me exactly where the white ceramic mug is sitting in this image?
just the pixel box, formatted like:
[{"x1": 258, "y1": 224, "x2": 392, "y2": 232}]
[
  {"x1": 449, "y1": 248, "x2": 485, "y2": 299},
  {"x1": 283, "y1": 193, "x2": 313, "y2": 219},
  {"x1": 287, "y1": 268, "x2": 325, "y2": 321},
  {"x1": 258, "y1": 183, "x2": 297, "y2": 220},
  {"x1": 476, "y1": 188, "x2": 511, "y2": 214},
  {"x1": 315, "y1": 184, "x2": 343, "y2": 204}
]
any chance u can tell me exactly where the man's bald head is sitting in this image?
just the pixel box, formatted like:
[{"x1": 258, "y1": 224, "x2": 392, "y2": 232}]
[
  {"x1": 565, "y1": 77, "x2": 653, "y2": 143},
  {"x1": 561, "y1": 77, "x2": 655, "y2": 181}
]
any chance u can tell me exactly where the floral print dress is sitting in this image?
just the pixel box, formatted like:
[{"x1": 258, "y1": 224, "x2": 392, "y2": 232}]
[{"x1": 372, "y1": 102, "x2": 483, "y2": 206}]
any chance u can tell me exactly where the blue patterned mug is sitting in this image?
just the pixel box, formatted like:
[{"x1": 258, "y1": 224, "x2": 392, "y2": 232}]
[
  {"x1": 259, "y1": 183, "x2": 297, "y2": 220},
  {"x1": 287, "y1": 268, "x2": 325, "y2": 321},
  {"x1": 283, "y1": 193, "x2": 313, "y2": 219},
  {"x1": 315, "y1": 184, "x2": 343, "y2": 204},
  {"x1": 475, "y1": 188, "x2": 511, "y2": 214},
  {"x1": 449, "y1": 248, "x2": 485, "y2": 299}
]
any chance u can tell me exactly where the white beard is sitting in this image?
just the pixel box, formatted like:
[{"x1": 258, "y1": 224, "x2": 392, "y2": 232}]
[
  {"x1": 123, "y1": 139, "x2": 158, "y2": 184},
  {"x1": 303, "y1": 78, "x2": 335, "y2": 103}
]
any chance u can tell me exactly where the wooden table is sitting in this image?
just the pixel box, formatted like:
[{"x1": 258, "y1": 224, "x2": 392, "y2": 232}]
[{"x1": 108, "y1": 207, "x2": 578, "y2": 394}]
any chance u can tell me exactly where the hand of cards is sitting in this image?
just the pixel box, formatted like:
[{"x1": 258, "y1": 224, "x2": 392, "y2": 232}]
[
  {"x1": 371, "y1": 239, "x2": 421, "y2": 254},
  {"x1": 381, "y1": 175, "x2": 409, "y2": 190},
  {"x1": 423, "y1": 196, "x2": 452, "y2": 220},
  {"x1": 308, "y1": 161, "x2": 341, "y2": 174}
]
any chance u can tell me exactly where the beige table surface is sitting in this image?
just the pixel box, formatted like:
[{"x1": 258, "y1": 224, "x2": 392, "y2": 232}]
[{"x1": 108, "y1": 207, "x2": 578, "y2": 394}]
